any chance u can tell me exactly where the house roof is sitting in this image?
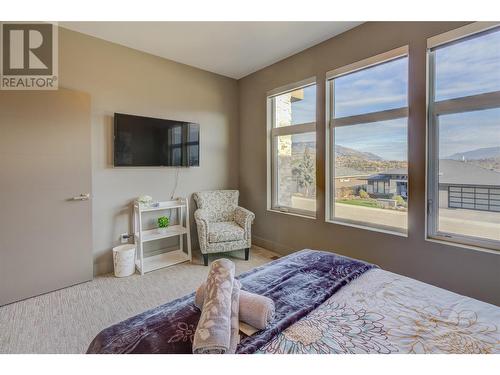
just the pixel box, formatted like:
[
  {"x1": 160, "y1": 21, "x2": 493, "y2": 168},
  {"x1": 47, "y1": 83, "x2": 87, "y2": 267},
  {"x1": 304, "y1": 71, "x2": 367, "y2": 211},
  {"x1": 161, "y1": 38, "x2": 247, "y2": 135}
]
[
  {"x1": 335, "y1": 167, "x2": 369, "y2": 178},
  {"x1": 366, "y1": 168, "x2": 408, "y2": 180},
  {"x1": 336, "y1": 160, "x2": 500, "y2": 186},
  {"x1": 439, "y1": 159, "x2": 500, "y2": 186}
]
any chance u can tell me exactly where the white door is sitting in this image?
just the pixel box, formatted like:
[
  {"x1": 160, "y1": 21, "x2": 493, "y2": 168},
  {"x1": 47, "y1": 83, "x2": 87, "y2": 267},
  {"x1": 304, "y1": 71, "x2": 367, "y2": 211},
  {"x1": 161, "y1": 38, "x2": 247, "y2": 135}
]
[{"x1": 0, "y1": 89, "x2": 93, "y2": 306}]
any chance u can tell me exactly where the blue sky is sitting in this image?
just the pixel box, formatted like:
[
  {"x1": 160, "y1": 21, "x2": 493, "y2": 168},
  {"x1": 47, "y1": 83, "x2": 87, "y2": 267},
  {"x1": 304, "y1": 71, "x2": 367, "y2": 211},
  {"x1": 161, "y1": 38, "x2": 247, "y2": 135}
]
[
  {"x1": 439, "y1": 108, "x2": 500, "y2": 157},
  {"x1": 333, "y1": 57, "x2": 408, "y2": 118},
  {"x1": 289, "y1": 29, "x2": 500, "y2": 161},
  {"x1": 335, "y1": 119, "x2": 408, "y2": 161},
  {"x1": 435, "y1": 29, "x2": 500, "y2": 100}
]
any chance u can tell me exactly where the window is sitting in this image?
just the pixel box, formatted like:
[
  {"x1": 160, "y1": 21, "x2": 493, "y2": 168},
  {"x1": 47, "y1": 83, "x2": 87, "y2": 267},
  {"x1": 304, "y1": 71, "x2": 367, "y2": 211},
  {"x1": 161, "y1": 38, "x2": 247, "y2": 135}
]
[
  {"x1": 267, "y1": 79, "x2": 317, "y2": 217},
  {"x1": 326, "y1": 46, "x2": 409, "y2": 234},
  {"x1": 427, "y1": 23, "x2": 500, "y2": 250}
]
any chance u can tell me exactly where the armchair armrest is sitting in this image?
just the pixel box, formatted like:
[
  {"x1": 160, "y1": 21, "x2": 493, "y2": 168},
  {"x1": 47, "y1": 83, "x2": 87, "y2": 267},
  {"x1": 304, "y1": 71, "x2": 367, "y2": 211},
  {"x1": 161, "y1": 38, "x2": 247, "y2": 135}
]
[
  {"x1": 234, "y1": 206, "x2": 255, "y2": 232},
  {"x1": 194, "y1": 209, "x2": 211, "y2": 251},
  {"x1": 194, "y1": 208, "x2": 210, "y2": 224}
]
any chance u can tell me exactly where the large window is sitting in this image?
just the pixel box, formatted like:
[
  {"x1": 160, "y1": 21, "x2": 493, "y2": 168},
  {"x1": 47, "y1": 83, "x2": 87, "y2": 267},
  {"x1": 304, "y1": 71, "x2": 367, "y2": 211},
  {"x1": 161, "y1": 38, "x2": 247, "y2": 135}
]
[
  {"x1": 326, "y1": 47, "x2": 409, "y2": 234},
  {"x1": 427, "y1": 23, "x2": 500, "y2": 250},
  {"x1": 267, "y1": 79, "x2": 317, "y2": 217}
]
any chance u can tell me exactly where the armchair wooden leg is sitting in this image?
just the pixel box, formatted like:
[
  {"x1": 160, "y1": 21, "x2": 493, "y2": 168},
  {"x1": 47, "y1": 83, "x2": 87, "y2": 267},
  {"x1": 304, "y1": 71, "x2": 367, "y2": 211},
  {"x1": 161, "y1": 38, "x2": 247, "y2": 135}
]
[
  {"x1": 244, "y1": 248, "x2": 250, "y2": 261},
  {"x1": 203, "y1": 254, "x2": 208, "y2": 266}
]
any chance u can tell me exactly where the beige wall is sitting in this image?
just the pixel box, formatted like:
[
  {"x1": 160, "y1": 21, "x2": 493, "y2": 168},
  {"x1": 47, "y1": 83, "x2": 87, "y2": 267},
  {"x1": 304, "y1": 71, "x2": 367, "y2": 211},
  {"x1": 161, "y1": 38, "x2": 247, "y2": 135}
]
[
  {"x1": 238, "y1": 22, "x2": 500, "y2": 306},
  {"x1": 59, "y1": 28, "x2": 239, "y2": 274}
]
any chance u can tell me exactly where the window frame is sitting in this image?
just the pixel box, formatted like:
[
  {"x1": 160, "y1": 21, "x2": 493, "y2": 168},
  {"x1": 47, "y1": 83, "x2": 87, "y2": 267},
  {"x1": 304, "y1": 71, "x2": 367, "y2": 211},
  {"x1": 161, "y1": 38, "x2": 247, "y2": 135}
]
[
  {"x1": 426, "y1": 22, "x2": 500, "y2": 251},
  {"x1": 266, "y1": 77, "x2": 317, "y2": 218},
  {"x1": 325, "y1": 45, "x2": 410, "y2": 235}
]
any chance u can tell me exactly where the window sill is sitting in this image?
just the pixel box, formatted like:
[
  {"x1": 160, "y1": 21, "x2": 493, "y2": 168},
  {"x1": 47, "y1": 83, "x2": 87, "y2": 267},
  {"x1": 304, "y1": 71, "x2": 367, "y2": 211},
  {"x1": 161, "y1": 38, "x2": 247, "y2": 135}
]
[
  {"x1": 426, "y1": 235, "x2": 500, "y2": 255},
  {"x1": 325, "y1": 219, "x2": 408, "y2": 238},
  {"x1": 267, "y1": 208, "x2": 317, "y2": 220}
]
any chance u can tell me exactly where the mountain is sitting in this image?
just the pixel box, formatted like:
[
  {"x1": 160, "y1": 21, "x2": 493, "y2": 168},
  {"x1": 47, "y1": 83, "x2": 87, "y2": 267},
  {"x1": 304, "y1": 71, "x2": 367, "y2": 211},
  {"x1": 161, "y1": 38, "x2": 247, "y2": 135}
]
[
  {"x1": 446, "y1": 147, "x2": 500, "y2": 160},
  {"x1": 335, "y1": 145, "x2": 384, "y2": 161}
]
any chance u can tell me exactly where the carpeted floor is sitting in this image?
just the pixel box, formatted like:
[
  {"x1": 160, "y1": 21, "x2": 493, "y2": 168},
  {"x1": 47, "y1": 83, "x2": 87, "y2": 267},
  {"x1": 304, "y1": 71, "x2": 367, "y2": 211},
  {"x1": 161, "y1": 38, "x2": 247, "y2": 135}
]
[{"x1": 0, "y1": 246, "x2": 279, "y2": 354}]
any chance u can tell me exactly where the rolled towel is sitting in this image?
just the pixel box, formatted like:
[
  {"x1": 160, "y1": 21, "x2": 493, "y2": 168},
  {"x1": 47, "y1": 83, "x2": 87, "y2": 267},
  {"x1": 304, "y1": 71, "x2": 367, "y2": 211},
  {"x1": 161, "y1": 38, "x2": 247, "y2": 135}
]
[
  {"x1": 193, "y1": 259, "x2": 240, "y2": 354},
  {"x1": 195, "y1": 281, "x2": 275, "y2": 330},
  {"x1": 228, "y1": 279, "x2": 241, "y2": 354}
]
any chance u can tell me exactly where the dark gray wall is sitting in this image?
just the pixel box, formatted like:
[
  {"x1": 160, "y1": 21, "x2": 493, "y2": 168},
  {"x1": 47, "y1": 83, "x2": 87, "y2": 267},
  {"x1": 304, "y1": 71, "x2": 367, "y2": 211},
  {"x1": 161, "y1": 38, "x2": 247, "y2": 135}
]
[{"x1": 238, "y1": 22, "x2": 500, "y2": 306}]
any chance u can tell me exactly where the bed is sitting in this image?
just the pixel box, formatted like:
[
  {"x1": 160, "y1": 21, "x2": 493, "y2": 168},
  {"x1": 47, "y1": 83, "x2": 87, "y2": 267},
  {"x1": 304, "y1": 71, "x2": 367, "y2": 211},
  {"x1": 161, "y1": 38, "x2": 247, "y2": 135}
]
[{"x1": 87, "y1": 250, "x2": 500, "y2": 354}]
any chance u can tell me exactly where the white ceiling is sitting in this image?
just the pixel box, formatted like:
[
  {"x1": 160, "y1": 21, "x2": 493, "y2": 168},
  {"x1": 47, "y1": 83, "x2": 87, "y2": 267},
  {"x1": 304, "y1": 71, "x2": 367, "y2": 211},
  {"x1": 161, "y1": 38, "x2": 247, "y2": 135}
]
[{"x1": 60, "y1": 22, "x2": 362, "y2": 79}]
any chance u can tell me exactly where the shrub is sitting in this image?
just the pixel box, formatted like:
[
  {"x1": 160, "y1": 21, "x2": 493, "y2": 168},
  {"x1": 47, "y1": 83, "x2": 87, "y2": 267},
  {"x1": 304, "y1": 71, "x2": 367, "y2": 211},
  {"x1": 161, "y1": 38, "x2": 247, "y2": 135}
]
[
  {"x1": 359, "y1": 189, "x2": 369, "y2": 199},
  {"x1": 395, "y1": 195, "x2": 405, "y2": 206}
]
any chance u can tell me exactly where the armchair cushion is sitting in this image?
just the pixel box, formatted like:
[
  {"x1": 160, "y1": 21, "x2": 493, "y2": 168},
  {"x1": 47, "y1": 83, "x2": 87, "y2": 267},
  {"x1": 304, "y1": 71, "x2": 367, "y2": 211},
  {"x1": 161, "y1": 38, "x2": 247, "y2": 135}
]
[{"x1": 208, "y1": 222, "x2": 245, "y2": 243}]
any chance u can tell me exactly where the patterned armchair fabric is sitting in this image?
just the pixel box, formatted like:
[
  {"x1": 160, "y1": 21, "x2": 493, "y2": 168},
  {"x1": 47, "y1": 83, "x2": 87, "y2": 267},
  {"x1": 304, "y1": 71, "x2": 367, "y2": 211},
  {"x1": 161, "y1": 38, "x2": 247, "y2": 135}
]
[{"x1": 193, "y1": 190, "x2": 255, "y2": 261}]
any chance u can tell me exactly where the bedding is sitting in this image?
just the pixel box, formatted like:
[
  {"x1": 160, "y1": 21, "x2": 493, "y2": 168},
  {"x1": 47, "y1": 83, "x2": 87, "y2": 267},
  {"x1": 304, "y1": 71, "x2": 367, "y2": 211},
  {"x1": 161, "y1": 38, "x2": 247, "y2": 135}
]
[
  {"x1": 86, "y1": 249, "x2": 500, "y2": 354},
  {"x1": 87, "y1": 250, "x2": 373, "y2": 354},
  {"x1": 258, "y1": 268, "x2": 500, "y2": 354}
]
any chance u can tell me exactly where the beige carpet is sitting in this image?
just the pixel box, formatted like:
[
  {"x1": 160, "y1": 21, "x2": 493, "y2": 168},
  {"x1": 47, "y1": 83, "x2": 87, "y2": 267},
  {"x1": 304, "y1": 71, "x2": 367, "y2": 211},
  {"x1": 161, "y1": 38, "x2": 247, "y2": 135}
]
[{"x1": 0, "y1": 246, "x2": 279, "y2": 354}]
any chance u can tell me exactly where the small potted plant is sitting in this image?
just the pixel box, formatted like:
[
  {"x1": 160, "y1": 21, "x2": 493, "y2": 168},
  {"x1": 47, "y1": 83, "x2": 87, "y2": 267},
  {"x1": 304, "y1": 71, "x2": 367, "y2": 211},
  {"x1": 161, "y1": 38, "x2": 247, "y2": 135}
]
[{"x1": 157, "y1": 216, "x2": 170, "y2": 234}]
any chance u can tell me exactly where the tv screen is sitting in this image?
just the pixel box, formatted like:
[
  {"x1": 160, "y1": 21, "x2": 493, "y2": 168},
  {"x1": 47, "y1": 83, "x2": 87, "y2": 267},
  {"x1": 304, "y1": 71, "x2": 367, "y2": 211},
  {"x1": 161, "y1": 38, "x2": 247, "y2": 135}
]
[{"x1": 114, "y1": 113, "x2": 200, "y2": 167}]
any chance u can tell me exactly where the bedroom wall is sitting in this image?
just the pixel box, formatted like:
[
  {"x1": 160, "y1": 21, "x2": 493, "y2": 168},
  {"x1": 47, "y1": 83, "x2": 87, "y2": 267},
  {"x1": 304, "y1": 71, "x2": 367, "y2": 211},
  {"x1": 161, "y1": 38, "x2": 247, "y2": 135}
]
[
  {"x1": 238, "y1": 22, "x2": 500, "y2": 306},
  {"x1": 58, "y1": 27, "x2": 239, "y2": 275}
]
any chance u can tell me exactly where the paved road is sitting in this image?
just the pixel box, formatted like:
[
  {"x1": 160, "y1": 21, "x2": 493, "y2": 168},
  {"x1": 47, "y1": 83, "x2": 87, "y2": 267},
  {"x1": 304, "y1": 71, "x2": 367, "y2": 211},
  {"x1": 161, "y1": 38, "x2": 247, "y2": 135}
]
[
  {"x1": 335, "y1": 203, "x2": 407, "y2": 231},
  {"x1": 335, "y1": 203, "x2": 499, "y2": 241}
]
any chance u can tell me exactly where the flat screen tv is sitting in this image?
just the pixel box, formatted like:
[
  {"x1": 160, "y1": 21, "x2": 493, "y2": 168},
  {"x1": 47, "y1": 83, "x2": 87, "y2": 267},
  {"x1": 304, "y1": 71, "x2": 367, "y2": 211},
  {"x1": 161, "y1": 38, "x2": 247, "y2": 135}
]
[{"x1": 114, "y1": 113, "x2": 200, "y2": 167}]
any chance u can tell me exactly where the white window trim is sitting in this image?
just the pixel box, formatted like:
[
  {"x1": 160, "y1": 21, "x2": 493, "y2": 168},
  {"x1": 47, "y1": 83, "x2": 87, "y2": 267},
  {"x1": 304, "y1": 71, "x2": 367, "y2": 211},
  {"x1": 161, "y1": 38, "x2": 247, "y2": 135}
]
[
  {"x1": 325, "y1": 46, "x2": 409, "y2": 235},
  {"x1": 426, "y1": 22, "x2": 500, "y2": 252},
  {"x1": 267, "y1": 77, "x2": 317, "y2": 218}
]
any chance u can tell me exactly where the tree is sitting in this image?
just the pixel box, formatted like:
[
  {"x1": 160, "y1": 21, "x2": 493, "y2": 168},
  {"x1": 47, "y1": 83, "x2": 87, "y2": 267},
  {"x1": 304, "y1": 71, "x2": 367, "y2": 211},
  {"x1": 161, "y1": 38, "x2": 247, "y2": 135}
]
[{"x1": 292, "y1": 146, "x2": 315, "y2": 197}]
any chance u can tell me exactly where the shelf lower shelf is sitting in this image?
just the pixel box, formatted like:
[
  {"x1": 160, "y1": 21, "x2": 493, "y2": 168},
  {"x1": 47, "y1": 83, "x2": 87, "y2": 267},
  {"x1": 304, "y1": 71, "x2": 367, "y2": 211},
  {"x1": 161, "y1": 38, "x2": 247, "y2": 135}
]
[
  {"x1": 135, "y1": 249, "x2": 190, "y2": 274},
  {"x1": 135, "y1": 225, "x2": 188, "y2": 242}
]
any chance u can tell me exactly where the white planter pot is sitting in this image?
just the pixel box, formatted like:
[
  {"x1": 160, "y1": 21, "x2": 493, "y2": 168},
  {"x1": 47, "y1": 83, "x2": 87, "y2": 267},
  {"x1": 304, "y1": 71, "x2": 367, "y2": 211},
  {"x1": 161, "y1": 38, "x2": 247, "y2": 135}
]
[{"x1": 157, "y1": 227, "x2": 168, "y2": 234}]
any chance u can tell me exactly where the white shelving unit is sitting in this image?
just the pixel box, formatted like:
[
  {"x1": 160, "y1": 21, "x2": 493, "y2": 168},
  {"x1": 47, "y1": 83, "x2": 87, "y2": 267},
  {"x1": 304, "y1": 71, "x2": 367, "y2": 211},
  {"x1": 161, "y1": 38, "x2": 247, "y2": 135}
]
[{"x1": 133, "y1": 198, "x2": 192, "y2": 275}]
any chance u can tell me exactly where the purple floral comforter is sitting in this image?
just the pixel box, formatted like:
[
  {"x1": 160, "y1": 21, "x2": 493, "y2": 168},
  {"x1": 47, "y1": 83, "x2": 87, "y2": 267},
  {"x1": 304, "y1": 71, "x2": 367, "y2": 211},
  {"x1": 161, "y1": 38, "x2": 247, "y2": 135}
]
[{"x1": 86, "y1": 249, "x2": 375, "y2": 354}]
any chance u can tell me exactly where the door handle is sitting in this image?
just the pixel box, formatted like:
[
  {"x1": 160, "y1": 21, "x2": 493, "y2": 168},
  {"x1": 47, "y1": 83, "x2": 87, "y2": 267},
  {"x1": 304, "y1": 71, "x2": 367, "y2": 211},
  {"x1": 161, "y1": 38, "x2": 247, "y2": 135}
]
[{"x1": 71, "y1": 193, "x2": 90, "y2": 201}]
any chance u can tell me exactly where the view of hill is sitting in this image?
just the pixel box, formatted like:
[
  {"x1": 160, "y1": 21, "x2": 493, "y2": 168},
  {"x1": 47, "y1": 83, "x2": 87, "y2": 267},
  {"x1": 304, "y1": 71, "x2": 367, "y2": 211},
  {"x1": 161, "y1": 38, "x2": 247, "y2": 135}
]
[
  {"x1": 445, "y1": 147, "x2": 500, "y2": 172},
  {"x1": 335, "y1": 144, "x2": 407, "y2": 174},
  {"x1": 291, "y1": 142, "x2": 408, "y2": 174},
  {"x1": 446, "y1": 146, "x2": 500, "y2": 160},
  {"x1": 335, "y1": 145, "x2": 383, "y2": 161},
  {"x1": 336, "y1": 155, "x2": 408, "y2": 174}
]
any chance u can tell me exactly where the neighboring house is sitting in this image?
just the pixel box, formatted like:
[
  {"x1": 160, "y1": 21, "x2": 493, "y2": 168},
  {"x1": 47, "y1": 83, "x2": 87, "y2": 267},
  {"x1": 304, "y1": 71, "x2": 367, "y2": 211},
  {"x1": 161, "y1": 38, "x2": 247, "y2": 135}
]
[
  {"x1": 438, "y1": 159, "x2": 500, "y2": 212},
  {"x1": 362, "y1": 161, "x2": 500, "y2": 212},
  {"x1": 365, "y1": 168, "x2": 408, "y2": 199}
]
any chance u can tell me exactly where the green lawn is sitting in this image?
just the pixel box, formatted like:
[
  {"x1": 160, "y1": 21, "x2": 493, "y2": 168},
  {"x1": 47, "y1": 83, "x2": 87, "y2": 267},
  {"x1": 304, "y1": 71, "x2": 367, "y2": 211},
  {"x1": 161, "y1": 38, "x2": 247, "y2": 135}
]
[{"x1": 336, "y1": 199, "x2": 381, "y2": 208}]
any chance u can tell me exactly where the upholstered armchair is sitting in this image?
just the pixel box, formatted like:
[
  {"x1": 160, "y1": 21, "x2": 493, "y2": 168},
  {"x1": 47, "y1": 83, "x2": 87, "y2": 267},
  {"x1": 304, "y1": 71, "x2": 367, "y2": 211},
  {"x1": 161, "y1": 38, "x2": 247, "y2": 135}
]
[{"x1": 193, "y1": 190, "x2": 255, "y2": 266}]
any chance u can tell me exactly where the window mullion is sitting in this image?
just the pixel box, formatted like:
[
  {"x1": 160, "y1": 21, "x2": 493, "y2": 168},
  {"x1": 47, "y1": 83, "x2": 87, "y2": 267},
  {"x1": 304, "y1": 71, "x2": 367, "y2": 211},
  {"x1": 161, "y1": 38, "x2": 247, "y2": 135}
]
[
  {"x1": 332, "y1": 107, "x2": 408, "y2": 127},
  {"x1": 271, "y1": 122, "x2": 316, "y2": 137},
  {"x1": 433, "y1": 91, "x2": 500, "y2": 116}
]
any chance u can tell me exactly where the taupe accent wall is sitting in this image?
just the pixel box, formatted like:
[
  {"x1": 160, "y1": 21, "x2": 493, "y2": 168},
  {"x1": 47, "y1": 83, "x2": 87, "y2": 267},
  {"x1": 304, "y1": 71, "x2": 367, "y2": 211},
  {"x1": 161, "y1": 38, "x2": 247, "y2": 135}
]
[
  {"x1": 59, "y1": 28, "x2": 239, "y2": 274},
  {"x1": 238, "y1": 22, "x2": 500, "y2": 306}
]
